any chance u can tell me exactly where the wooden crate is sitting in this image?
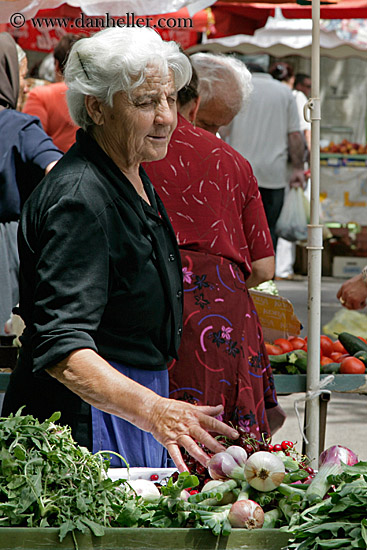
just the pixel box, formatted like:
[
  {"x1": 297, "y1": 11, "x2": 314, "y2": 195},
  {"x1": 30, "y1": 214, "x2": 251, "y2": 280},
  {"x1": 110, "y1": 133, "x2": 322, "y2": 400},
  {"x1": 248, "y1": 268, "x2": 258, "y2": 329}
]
[{"x1": 0, "y1": 528, "x2": 290, "y2": 550}]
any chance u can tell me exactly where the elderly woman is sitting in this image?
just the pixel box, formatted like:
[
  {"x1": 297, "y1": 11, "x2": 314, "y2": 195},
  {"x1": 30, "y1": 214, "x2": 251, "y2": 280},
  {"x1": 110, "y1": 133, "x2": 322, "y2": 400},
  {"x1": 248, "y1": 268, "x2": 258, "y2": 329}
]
[{"x1": 2, "y1": 28, "x2": 238, "y2": 471}]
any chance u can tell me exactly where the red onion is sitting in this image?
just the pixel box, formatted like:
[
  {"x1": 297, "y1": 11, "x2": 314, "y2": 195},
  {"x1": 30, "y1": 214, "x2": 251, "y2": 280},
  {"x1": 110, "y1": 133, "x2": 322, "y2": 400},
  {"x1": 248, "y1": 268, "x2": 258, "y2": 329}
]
[
  {"x1": 208, "y1": 451, "x2": 246, "y2": 481},
  {"x1": 226, "y1": 445, "x2": 248, "y2": 466},
  {"x1": 228, "y1": 499, "x2": 265, "y2": 529},
  {"x1": 306, "y1": 445, "x2": 359, "y2": 504},
  {"x1": 319, "y1": 445, "x2": 359, "y2": 468}
]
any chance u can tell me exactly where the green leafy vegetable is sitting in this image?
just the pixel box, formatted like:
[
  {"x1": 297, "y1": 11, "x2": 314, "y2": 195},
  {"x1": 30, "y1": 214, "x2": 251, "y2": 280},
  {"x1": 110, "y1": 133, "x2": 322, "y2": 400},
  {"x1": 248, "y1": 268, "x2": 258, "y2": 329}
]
[{"x1": 287, "y1": 461, "x2": 367, "y2": 549}]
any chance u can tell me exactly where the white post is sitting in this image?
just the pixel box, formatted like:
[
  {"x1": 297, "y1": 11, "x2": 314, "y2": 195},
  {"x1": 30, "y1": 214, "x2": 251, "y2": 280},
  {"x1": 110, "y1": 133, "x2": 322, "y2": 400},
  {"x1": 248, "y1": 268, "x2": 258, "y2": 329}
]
[{"x1": 305, "y1": 0, "x2": 322, "y2": 468}]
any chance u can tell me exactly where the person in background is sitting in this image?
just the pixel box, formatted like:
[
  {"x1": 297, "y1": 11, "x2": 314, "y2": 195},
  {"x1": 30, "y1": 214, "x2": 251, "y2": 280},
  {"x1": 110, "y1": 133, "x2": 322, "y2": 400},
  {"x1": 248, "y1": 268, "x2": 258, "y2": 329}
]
[
  {"x1": 0, "y1": 33, "x2": 62, "y2": 336},
  {"x1": 2, "y1": 27, "x2": 238, "y2": 472},
  {"x1": 16, "y1": 44, "x2": 30, "y2": 111},
  {"x1": 337, "y1": 267, "x2": 367, "y2": 310},
  {"x1": 145, "y1": 62, "x2": 286, "y2": 439},
  {"x1": 268, "y1": 62, "x2": 311, "y2": 280},
  {"x1": 189, "y1": 52, "x2": 253, "y2": 136},
  {"x1": 23, "y1": 34, "x2": 80, "y2": 152},
  {"x1": 225, "y1": 63, "x2": 305, "y2": 251},
  {"x1": 294, "y1": 73, "x2": 312, "y2": 99}
]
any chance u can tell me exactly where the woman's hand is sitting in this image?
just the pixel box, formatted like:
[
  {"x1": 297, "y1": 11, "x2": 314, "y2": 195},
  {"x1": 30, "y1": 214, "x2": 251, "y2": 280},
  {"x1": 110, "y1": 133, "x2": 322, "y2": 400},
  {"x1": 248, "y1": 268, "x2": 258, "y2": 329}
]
[
  {"x1": 148, "y1": 398, "x2": 239, "y2": 472},
  {"x1": 48, "y1": 349, "x2": 238, "y2": 472}
]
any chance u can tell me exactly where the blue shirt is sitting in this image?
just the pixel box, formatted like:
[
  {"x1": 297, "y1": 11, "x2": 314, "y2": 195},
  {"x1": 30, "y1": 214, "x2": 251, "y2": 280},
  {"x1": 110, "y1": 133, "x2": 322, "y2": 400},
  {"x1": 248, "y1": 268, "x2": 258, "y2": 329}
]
[{"x1": 0, "y1": 109, "x2": 63, "y2": 222}]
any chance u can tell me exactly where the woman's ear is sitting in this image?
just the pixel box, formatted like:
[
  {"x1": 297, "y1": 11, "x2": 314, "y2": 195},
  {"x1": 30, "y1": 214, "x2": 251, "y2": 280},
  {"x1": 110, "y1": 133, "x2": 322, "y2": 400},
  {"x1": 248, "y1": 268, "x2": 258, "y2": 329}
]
[
  {"x1": 85, "y1": 95, "x2": 105, "y2": 126},
  {"x1": 178, "y1": 96, "x2": 201, "y2": 125}
]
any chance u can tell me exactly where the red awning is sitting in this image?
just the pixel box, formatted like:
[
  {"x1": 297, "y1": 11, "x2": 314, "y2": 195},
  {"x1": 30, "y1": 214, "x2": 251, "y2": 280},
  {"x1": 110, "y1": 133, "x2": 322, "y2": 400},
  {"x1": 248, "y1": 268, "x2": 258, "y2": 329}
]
[
  {"x1": 208, "y1": 3, "x2": 275, "y2": 37},
  {"x1": 209, "y1": 0, "x2": 367, "y2": 38}
]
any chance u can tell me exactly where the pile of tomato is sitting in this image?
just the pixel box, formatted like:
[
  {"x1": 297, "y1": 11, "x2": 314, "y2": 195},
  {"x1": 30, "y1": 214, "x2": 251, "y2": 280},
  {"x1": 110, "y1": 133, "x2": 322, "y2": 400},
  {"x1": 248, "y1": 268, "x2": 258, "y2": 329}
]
[{"x1": 265, "y1": 335, "x2": 366, "y2": 374}]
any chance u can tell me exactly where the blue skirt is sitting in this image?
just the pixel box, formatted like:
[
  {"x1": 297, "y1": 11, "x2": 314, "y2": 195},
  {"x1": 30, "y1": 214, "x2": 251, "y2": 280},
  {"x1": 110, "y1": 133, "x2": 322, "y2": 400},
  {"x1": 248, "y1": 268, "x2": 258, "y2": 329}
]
[{"x1": 91, "y1": 361, "x2": 171, "y2": 468}]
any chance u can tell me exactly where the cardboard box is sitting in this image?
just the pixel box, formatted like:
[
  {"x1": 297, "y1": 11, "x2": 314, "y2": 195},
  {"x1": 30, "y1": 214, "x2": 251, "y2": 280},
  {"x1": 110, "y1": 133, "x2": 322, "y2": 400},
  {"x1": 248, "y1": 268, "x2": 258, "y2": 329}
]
[
  {"x1": 249, "y1": 290, "x2": 302, "y2": 342},
  {"x1": 332, "y1": 256, "x2": 367, "y2": 278}
]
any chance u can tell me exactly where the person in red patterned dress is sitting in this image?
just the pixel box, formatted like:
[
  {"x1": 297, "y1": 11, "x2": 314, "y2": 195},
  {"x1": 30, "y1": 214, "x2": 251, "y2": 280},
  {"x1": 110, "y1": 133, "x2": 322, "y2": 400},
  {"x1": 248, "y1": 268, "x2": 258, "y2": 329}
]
[{"x1": 145, "y1": 57, "x2": 285, "y2": 441}]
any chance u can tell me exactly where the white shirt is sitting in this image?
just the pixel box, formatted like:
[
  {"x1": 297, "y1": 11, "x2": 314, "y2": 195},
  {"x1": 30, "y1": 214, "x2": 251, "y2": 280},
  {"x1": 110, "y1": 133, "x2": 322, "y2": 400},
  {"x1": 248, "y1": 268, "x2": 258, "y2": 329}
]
[{"x1": 226, "y1": 73, "x2": 300, "y2": 190}]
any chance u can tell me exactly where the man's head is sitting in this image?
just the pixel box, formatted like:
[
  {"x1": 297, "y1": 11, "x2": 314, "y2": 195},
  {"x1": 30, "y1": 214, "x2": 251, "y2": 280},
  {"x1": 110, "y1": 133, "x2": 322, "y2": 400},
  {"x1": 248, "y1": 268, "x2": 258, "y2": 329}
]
[
  {"x1": 294, "y1": 73, "x2": 312, "y2": 98},
  {"x1": 177, "y1": 63, "x2": 200, "y2": 123},
  {"x1": 54, "y1": 33, "x2": 82, "y2": 81},
  {"x1": 190, "y1": 53, "x2": 252, "y2": 135}
]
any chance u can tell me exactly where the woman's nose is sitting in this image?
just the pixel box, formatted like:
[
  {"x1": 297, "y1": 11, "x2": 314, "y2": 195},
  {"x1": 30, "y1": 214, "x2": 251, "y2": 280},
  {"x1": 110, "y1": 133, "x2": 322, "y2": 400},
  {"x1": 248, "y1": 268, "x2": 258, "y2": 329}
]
[{"x1": 155, "y1": 99, "x2": 175, "y2": 125}]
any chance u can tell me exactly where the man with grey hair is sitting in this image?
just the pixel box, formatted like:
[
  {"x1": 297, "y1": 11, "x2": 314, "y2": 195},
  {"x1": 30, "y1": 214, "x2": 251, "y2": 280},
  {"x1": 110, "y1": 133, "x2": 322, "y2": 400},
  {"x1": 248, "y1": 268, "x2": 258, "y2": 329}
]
[
  {"x1": 190, "y1": 52, "x2": 253, "y2": 135},
  {"x1": 225, "y1": 63, "x2": 305, "y2": 251}
]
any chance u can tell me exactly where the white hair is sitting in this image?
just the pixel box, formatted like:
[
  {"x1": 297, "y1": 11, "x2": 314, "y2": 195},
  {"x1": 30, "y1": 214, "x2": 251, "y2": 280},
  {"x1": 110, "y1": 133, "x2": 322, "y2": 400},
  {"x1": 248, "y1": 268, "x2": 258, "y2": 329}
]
[
  {"x1": 64, "y1": 27, "x2": 192, "y2": 130},
  {"x1": 190, "y1": 53, "x2": 253, "y2": 116}
]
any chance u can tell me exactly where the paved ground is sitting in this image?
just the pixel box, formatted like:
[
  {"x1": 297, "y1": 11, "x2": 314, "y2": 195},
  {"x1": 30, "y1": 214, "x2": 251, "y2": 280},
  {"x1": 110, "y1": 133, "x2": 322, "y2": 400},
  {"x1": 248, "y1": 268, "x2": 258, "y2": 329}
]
[{"x1": 273, "y1": 276, "x2": 367, "y2": 462}]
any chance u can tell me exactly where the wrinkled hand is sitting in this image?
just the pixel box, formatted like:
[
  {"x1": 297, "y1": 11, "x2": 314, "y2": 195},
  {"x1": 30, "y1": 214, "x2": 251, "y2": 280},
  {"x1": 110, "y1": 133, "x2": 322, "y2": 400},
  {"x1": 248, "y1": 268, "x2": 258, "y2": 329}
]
[
  {"x1": 148, "y1": 398, "x2": 239, "y2": 472},
  {"x1": 337, "y1": 274, "x2": 367, "y2": 310}
]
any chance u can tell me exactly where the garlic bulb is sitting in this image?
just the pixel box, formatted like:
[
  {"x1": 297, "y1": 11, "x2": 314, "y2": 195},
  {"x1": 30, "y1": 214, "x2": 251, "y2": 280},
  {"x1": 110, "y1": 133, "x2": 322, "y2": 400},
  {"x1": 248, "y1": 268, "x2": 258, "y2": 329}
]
[{"x1": 244, "y1": 451, "x2": 285, "y2": 492}]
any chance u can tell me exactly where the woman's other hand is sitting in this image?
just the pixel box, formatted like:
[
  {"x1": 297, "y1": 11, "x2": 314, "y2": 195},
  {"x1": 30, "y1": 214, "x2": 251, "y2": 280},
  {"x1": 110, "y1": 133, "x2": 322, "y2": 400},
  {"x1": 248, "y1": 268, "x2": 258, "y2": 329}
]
[
  {"x1": 149, "y1": 398, "x2": 239, "y2": 472},
  {"x1": 337, "y1": 273, "x2": 367, "y2": 310}
]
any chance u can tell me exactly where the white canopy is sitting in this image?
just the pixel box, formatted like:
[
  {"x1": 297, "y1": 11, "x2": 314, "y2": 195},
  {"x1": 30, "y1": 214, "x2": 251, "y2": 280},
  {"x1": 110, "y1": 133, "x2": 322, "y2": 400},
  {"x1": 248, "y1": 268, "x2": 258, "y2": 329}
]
[{"x1": 188, "y1": 9, "x2": 367, "y2": 59}]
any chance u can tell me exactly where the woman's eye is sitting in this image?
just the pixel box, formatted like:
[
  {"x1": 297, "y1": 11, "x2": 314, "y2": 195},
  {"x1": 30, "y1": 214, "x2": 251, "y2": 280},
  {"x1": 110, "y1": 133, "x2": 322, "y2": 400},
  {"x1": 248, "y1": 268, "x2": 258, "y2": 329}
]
[{"x1": 167, "y1": 96, "x2": 176, "y2": 105}]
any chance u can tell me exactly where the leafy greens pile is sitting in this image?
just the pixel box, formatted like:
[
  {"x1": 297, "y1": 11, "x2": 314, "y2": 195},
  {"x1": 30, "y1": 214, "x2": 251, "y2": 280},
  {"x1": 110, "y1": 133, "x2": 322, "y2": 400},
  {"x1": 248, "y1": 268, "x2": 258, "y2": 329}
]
[
  {"x1": 0, "y1": 410, "x2": 131, "y2": 540},
  {"x1": 287, "y1": 461, "x2": 367, "y2": 550},
  {"x1": 0, "y1": 410, "x2": 224, "y2": 541}
]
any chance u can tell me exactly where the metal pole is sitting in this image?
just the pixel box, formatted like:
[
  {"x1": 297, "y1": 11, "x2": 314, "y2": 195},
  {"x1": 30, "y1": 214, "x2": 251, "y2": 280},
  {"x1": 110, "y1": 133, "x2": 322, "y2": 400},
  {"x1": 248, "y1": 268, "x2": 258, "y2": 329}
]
[{"x1": 305, "y1": 0, "x2": 322, "y2": 468}]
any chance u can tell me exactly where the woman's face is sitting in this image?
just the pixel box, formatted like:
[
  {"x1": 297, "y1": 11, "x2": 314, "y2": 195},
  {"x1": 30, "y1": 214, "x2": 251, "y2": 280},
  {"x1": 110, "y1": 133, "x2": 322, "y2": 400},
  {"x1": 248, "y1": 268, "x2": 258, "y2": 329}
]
[{"x1": 97, "y1": 67, "x2": 177, "y2": 168}]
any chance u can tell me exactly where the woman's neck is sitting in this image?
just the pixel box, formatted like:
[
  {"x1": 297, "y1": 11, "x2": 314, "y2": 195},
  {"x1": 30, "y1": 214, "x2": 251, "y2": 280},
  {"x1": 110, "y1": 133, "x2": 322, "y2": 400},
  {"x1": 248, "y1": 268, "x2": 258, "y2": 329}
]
[{"x1": 91, "y1": 127, "x2": 151, "y2": 205}]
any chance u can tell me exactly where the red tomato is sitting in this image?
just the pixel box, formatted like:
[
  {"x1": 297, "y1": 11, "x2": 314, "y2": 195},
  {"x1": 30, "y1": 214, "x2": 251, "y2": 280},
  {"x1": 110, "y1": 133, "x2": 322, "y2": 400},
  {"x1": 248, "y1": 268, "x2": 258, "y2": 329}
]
[
  {"x1": 289, "y1": 337, "x2": 306, "y2": 350},
  {"x1": 320, "y1": 335, "x2": 334, "y2": 358},
  {"x1": 358, "y1": 337, "x2": 367, "y2": 344},
  {"x1": 265, "y1": 343, "x2": 283, "y2": 356},
  {"x1": 320, "y1": 356, "x2": 334, "y2": 366},
  {"x1": 333, "y1": 340, "x2": 348, "y2": 354},
  {"x1": 273, "y1": 338, "x2": 293, "y2": 353},
  {"x1": 340, "y1": 356, "x2": 366, "y2": 374},
  {"x1": 330, "y1": 351, "x2": 343, "y2": 362}
]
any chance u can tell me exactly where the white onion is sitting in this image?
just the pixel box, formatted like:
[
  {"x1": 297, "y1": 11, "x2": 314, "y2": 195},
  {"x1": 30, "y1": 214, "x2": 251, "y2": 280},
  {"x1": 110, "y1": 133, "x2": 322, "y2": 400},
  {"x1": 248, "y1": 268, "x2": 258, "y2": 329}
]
[
  {"x1": 127, "y1": 479, "x2": 161, "y2": 502},
  {"x1": 228, "y1": 499, "x2": 265, "y2": 529},
  {"x1": 244, "y1": 451, "x2": 285, "y2": 492}
]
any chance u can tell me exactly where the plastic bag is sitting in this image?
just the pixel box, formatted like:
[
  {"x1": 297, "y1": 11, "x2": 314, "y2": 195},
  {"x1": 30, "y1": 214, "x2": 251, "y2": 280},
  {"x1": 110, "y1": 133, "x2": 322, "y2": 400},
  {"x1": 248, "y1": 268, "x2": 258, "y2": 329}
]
[
  {"x1": 323, "y1": 308, "x2": 367, "y2": 338},
  {"x1": 275, "y1": 187, "x2": 308, "y2": 242}
]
